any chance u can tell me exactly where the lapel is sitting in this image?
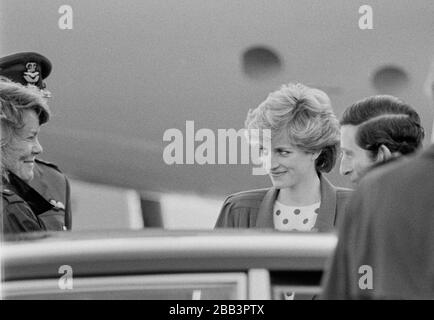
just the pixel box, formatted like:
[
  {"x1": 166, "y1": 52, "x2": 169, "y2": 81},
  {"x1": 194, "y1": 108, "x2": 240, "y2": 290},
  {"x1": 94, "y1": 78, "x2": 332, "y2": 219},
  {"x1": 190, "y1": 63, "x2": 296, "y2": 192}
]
[
  {"x1": 313, "y1": 175, "x2": 337, "y2": 232},
  {"x1": 254, "y1": 174, "x2": 338, "y2": 231},
  {"x1": 255, "y1": 188, "x2": 279, "y2": 228}
]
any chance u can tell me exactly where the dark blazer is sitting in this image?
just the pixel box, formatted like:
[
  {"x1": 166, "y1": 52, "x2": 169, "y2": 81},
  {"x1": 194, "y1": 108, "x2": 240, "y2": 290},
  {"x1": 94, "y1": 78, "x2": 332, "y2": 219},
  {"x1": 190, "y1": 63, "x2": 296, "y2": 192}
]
[
  {"x1": 215, "y1": 175, "x2": 353, "y2": 232},
  {"x1": 29, "y1": 159, "x2": 72, "y2": 231},
  {"x1": 321, "y1": 145, "x2": 434, "y2": 299}
]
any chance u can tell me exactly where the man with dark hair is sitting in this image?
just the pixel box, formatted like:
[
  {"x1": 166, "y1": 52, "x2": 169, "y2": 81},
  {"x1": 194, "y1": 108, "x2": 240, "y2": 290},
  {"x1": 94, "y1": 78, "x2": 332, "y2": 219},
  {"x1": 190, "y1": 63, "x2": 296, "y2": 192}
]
[
  {"x1": 339, "y1": 95, "x2": 424, "y2": 183},
  {"x1": 0, "y1": 52, "x2": 72, "y2": 231},
  {"x1": 321, "y1": 60, "x2": 434, "y2": 299}
]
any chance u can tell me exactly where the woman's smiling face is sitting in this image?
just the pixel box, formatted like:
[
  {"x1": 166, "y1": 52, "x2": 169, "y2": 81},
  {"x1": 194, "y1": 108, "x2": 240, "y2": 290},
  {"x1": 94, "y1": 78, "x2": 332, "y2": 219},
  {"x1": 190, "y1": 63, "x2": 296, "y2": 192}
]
[
  {"x1": 260, "y1": 130, "x2": 318, "y2": 189},
  {"x1": 2, "y1": 109, "x2": 43, "y2": 182}
]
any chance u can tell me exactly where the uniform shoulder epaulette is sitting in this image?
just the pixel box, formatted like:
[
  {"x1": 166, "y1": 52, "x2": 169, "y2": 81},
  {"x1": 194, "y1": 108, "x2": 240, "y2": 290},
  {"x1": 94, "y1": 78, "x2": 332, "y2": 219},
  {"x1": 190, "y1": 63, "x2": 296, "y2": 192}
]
[
  {"x1": 1, "y1": 186, "x2": 23, "y2": 204},
  {"x1": 35, "y1": 158, "x2": 62, "y2": 172},
  {"x1": 1, "y1": 186, "x2": 14, "y2": 196}
]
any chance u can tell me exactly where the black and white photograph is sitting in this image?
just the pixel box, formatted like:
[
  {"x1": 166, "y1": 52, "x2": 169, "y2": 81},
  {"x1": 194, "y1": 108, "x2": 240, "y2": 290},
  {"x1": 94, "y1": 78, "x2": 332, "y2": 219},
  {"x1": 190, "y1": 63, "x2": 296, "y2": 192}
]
[{"x1": 1, "y1": 0, "x2": 434, "y2": 305}]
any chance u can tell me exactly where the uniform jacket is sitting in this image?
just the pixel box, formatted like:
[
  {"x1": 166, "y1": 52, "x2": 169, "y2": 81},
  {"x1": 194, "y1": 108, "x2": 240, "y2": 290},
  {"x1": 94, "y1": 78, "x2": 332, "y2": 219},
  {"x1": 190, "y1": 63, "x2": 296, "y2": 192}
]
[
  {"x1": 215, "y1": 175, "x2": 353, "y2": 232},
  {"x1": 1, "y1": 173, "x2": 53, "y2": 234},
  {"x1": 29, "y1": 159, "x2": 72, "y2": 231},
  {"x1": 321, "y1": 145, "x2": 434, "y2": 299}
]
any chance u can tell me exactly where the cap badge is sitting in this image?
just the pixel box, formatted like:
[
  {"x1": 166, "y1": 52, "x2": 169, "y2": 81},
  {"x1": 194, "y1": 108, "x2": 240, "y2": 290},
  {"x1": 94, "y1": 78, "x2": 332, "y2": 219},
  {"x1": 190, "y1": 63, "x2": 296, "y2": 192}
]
[{"x1": 23, "y1": 62, "x2": 40, "y2": 84}]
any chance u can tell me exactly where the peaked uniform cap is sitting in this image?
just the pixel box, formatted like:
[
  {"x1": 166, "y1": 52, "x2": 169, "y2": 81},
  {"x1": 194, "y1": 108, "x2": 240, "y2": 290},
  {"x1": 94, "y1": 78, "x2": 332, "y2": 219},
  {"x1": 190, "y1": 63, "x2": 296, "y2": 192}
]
[{"x1": 0, "y1": 52, "x2": 52, "y2": 89}]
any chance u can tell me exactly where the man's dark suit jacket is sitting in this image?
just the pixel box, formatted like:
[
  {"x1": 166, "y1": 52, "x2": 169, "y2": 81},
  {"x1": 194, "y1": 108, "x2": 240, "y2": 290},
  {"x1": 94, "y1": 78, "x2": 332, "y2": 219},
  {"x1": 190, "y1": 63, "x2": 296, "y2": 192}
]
[{"x1": 321, "y1": 144, "x2": 434, "y2": 299}]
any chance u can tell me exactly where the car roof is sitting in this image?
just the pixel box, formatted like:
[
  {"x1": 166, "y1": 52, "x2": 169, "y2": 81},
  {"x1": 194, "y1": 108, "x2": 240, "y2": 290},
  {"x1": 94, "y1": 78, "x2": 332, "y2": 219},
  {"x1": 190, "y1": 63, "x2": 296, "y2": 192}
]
[{"x1": 2, "y1": 230, "x2": 337, "y2": 281}]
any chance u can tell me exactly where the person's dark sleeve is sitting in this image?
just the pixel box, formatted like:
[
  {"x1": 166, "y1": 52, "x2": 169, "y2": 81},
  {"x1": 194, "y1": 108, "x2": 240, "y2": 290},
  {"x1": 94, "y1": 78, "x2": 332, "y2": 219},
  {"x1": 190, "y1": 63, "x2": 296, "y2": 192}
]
[
  {"x1": 320, "y1": 188, "x2": 362, "y2": 299},
  {"x1": 3, "y1": 202, "x2": 45, "y2": 234},
  {"x1": 215, "y1": 196, "x2": 235, "y2": 228},
  {"x1": 320, "y1": 230, "x2": 351, "y2": 299},
  {"x1": 215, "y1": 193, "x2": 260, "y2": 228},
  {"x1": 64, "y1": 176, "x2": 72, "y2": 230}
]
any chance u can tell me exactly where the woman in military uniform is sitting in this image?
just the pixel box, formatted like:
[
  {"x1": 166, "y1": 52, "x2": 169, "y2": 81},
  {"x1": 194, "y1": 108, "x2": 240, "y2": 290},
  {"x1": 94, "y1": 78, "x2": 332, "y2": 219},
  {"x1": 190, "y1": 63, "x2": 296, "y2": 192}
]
[
  {"x1": 215, "y1": 83, "x2": 352, "y2": 232},
  {"x1": 0, "y1": 52, "x2": 71, "y2": 231},
  {"x1": 1, "y1": 78, "x2": 54, "y2": 234}
]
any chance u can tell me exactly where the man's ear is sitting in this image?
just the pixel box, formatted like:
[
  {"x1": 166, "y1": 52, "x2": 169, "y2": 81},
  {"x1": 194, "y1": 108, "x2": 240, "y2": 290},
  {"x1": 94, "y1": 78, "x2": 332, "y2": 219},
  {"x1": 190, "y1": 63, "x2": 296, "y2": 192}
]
[{"x1": 376, "y1": 144, "x2": 393, "y2": 163}]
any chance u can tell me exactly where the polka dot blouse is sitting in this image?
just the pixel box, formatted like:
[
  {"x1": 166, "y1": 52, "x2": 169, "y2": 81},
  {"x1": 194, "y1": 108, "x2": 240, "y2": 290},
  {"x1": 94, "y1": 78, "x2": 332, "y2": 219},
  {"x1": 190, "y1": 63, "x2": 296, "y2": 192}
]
[{"x1": 273, "y1": 200, "x2": 320, "y2": 231}]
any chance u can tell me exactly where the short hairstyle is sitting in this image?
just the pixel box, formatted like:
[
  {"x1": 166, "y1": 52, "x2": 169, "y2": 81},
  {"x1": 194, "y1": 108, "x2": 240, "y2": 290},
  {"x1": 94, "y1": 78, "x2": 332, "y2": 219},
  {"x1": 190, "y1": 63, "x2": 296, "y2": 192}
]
[
  {"x1": 245, "y1": 82, "x2": 340, "y2": 173},
  {"x1": 0, "y1": 78, "x2": 51, "y2": 149},
  {"x1": 340, "y1": 95, "x2": 421, "y2": 126},
  {"x1": 356, "y1": 114, "x2": 424, "y2": 160},
  {"x1": 341, "y1": 95, "x2": 425, "y2": 159}
]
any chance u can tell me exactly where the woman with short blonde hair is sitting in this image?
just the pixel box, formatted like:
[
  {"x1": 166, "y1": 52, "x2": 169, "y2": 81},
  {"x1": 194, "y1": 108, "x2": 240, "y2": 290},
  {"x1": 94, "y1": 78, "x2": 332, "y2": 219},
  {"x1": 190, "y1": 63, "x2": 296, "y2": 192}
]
[
  {"x1": 1, "y1": 78, "x2": 50, "y2": 180},
  {"x1": 216, "y1": 83, "x2": 352, "y2": 231},
  {"x1": 1, "y1": 79, "x2": 51, "y2": 234}
]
